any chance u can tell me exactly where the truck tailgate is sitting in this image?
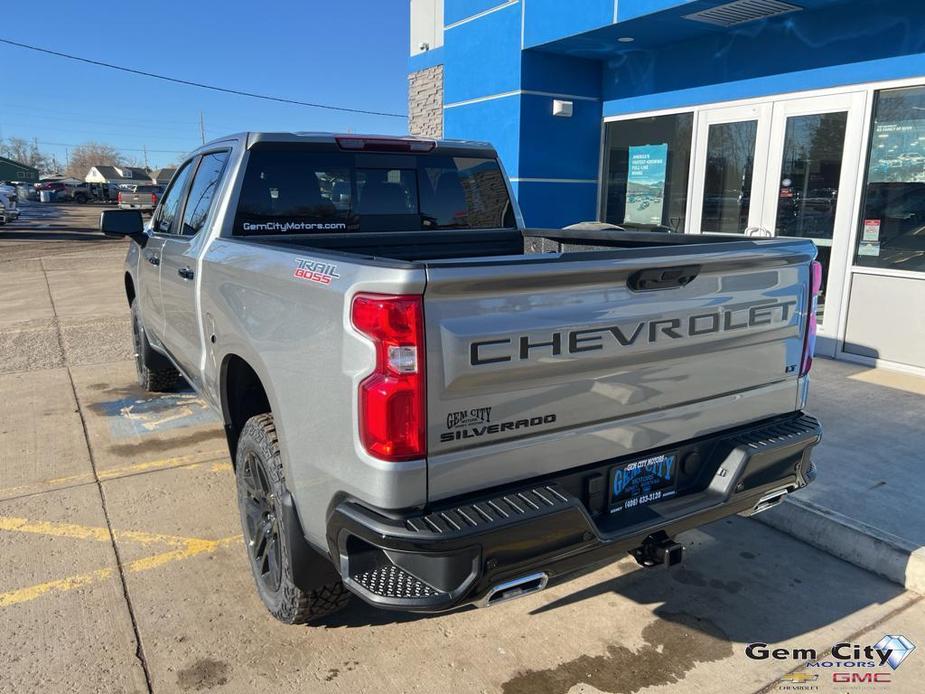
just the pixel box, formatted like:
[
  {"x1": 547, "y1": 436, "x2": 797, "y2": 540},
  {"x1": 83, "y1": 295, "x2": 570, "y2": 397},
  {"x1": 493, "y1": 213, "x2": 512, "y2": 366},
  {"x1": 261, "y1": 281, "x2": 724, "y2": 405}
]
[{"x1": 423, "y1": 239, "x2": 815, "y2": 501}]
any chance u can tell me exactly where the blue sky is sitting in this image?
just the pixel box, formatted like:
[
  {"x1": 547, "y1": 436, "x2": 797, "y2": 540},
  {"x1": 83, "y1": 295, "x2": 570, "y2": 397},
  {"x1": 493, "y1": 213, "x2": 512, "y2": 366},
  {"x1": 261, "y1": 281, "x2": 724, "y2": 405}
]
[{"x1": 1, "y1": 1, "x2": 409, "y2": 169}]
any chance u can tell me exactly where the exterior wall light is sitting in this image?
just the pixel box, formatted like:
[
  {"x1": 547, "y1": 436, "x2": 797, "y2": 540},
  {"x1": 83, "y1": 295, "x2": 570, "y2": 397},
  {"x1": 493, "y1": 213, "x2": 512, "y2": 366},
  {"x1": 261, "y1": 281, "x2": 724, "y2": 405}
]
[{"x1": 553, "y1": 99, "x2": 573, "y2": 118}]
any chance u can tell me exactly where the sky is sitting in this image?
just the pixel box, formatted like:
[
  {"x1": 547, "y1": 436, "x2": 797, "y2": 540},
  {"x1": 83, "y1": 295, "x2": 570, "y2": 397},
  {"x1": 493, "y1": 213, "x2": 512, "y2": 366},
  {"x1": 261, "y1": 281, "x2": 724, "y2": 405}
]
[{"x1": 0, "y1": 1, "x2": 409, "y2": 170}]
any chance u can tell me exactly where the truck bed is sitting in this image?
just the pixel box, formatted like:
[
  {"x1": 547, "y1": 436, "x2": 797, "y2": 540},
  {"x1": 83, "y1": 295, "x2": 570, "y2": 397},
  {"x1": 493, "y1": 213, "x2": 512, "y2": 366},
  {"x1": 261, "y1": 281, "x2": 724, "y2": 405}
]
[{"x1": 234, "y1": 227, "x2": 784, "y2": 265}]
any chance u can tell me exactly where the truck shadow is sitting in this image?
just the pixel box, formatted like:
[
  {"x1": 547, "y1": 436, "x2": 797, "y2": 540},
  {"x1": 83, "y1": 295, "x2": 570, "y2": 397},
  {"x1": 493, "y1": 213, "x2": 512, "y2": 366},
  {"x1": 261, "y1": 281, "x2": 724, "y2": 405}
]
[
  {"x1": 526, "y1": 516, "x2": 906, "y2": 644},
  {"x1": 0, "y1": 230, "x2": 105, "y2": 240},
  {"x1": 314, "y1": 600, "x2": 473, "y2": 628}
]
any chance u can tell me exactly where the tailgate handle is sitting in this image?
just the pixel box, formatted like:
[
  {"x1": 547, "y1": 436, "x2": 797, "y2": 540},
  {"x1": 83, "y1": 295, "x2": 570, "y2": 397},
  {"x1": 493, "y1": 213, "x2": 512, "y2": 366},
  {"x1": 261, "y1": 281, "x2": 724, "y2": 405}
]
[{"x1": 628, "y1": 265, "x2": 700, "y2": 291}]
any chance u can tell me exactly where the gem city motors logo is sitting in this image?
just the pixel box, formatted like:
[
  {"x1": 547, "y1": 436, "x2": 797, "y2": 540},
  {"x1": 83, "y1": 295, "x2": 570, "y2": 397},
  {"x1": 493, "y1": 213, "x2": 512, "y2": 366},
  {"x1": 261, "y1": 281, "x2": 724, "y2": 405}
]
[{"x1": 746, "y1": 634, "x2": 916, "y2": 689}]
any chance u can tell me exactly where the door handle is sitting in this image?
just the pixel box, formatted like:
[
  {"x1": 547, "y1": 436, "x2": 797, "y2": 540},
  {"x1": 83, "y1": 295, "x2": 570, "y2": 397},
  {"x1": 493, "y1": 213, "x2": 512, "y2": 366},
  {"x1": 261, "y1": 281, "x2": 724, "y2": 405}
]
[
  {"x1": 177, "y1": 266, "x2": 195, "y2": 280},
  {"x1": 627, "y1": 265, "x2": 701, "y2": 291},
  {"x1": 146, "y1": 254, "x2": 160, "y2": 266}
]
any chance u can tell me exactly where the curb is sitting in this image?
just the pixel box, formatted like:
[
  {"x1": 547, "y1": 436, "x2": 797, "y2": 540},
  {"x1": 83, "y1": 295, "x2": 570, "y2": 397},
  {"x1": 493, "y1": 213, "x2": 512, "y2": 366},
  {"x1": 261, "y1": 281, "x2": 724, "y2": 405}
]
[{"x1": 756, "y1": 496, "x2": 925, "y2": 594}]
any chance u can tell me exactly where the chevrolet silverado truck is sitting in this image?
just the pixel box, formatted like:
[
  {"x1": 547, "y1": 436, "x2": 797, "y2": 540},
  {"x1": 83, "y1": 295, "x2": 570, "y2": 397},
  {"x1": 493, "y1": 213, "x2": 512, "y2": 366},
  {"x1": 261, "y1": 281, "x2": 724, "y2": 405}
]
[
  {"x1": 101, "y1": 132, "x2": 822, "y2": 624},
  {"x1": 118, "y1": 184, "x2": 163, "y2": 211}
]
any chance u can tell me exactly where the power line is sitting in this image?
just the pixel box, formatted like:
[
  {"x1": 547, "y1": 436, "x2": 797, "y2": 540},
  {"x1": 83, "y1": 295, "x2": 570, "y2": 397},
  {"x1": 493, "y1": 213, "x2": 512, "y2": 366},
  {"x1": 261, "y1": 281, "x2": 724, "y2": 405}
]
[
  {"x1": 0, "y1": 37, "x2": 407, "y2": 119},
  {"x1": 0, "y1": 105, "x2": 203, "y2": 135},
  {"x1": 2, "y1": 120, "x2": 202, "y2": 143},
  {"x1": 0, "y1": 100, "x2": 203, "y2": 127},
  {"x1": 35, "y1": 140, "x2": 188, "y2": 154}
]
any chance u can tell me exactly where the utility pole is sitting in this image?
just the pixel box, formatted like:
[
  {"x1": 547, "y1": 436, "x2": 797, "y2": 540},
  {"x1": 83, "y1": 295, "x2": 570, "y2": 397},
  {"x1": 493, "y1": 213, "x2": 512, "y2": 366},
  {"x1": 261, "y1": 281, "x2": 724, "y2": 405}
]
[
  {"x1": 199, "y1": 112, "x2": 206, "y2": 145},
  {"x1": 143, "y1": 144, "x2": 149, "y2": 170}
]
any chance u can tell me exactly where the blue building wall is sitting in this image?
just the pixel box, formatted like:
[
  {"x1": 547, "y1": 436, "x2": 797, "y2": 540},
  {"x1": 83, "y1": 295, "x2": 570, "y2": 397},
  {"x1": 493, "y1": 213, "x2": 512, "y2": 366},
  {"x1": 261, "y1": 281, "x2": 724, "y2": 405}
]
[{"x1": 411, "y1": 0, "x2": 925, "y2": 228}]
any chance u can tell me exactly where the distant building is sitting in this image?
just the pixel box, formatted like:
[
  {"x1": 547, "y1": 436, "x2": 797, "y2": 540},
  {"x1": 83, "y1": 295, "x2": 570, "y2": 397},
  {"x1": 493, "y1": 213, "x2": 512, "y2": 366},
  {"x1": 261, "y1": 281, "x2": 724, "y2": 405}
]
[
  {"x1": 0, "y1": 156, "x2": 40, "y2": 183},
  {"x1": 152, "y1": 167, "x2": 176, "y2": 186},
  {"x1": 84, "y1": 165, "x2": 154, "y2": 187}
]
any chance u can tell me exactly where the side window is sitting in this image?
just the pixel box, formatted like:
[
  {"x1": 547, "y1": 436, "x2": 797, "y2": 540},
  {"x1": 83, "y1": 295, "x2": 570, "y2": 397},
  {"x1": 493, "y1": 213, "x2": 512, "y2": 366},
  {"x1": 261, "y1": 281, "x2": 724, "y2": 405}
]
[
  {"x1": 180, "y1": 152, "x2": 230, "y2": 236},
  {"x1": 155, "y1": 160, "x2": 194, "y2": 234}
]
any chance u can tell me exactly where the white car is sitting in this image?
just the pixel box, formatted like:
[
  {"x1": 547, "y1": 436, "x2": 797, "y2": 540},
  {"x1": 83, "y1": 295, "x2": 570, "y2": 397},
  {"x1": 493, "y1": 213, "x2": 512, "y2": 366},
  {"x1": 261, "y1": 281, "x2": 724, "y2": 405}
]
[{"x1": 0, "y1": 182, "x2": 21, "y2": 225}]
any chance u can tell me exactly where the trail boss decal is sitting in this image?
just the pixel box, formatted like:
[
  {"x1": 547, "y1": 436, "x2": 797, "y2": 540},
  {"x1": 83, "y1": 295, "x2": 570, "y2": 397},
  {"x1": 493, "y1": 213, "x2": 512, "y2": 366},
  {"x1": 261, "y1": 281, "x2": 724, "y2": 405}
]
[
  {"x1": 440, "y1": 412, "x2": 556, "y2": 443},
  {"x1": 470, "y1": 298, "x2": 798, "y2": 366},
  {"x1": 293, "y1": 258, "x2": 340, "y2": 285}
]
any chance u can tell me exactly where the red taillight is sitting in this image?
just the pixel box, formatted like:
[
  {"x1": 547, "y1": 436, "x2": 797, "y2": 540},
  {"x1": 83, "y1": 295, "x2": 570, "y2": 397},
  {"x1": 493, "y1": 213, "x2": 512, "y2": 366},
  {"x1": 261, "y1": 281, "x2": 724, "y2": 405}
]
[
  {"x1": 352, "y1": 293, "x2": 426, "y2": 461},
  {"x1": 117, "y1": 192, "x2": 123, "y2": 203},
  {"x1": 151, "y1": 193, "x2": 157, "y2": 204},
  {"x1": 335, "y1": 136, "x2": 436, "y2": 153},
  {"x1": 800, "y1": 260, "x2": 823, "y2": 376}
]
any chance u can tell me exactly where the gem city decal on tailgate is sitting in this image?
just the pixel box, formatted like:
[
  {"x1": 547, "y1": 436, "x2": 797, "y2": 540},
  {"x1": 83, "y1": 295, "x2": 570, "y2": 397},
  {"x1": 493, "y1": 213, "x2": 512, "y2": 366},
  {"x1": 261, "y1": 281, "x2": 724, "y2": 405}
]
[{"x1": 293, "y1": 257, "x2": 341, "y2": 285}]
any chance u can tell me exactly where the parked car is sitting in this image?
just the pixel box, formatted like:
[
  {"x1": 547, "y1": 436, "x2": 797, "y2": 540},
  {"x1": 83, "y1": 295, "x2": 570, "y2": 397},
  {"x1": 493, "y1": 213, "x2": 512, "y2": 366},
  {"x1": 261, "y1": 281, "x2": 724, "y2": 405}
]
[
  {"x1": 101, "y1": 132, "x2": 823, "y2": 625},
  {"x1": 35, "y1": 180, "x2": 93, "y2": 203},
  {"x1": 0, "y1": 181, "x2": 20, "y2": 224},
  {"x1": 118, "y1": 184, "x2": 163, "y2": 211}
]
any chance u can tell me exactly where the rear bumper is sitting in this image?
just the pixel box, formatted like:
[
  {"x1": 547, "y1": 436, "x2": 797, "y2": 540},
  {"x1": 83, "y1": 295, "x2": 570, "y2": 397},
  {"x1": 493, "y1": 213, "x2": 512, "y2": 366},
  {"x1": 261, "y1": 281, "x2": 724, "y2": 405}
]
[{"x1": 326, "y1": 412, "x2": 821, "y2": 612}]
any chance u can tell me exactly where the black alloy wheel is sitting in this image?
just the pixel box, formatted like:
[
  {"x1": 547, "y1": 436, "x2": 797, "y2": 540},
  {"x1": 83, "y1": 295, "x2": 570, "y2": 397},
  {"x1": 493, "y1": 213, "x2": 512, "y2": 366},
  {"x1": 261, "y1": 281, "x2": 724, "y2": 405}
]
[{"x1": 239, "y1": 450, "x2": 283, "y2": 593}]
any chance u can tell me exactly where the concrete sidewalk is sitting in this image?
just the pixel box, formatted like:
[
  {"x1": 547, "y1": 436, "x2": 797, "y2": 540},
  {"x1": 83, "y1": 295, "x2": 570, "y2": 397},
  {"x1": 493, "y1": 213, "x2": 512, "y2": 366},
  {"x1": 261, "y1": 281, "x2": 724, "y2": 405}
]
[{"x1": 760, "y1": 357, "x2": 925, "y2": 593}]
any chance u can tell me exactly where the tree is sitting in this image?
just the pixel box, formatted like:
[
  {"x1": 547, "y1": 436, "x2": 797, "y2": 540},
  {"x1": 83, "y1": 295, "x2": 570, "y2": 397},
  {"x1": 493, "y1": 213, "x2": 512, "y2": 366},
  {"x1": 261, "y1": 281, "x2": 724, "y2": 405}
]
[
  {"x1": 65, "y1": 141, "x2": 122, "y2": 179},
  {"x1": 0, "y1": 137, "x2": 51, "y2": 173}
]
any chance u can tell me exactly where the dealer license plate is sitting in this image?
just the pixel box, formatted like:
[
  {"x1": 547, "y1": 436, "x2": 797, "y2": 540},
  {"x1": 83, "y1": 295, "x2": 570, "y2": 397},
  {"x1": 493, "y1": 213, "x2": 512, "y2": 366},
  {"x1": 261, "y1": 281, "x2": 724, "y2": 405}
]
[{"x1": 609, "y1": 452, "x2": 678, "y2": 513}]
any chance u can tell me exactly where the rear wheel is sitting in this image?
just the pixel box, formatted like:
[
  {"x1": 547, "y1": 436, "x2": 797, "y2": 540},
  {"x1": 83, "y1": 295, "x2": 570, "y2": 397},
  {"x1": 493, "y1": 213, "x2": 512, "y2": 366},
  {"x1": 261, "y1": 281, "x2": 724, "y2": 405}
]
[
  {"x1": 130, "y1": 299, "x2": 179, "y2": 392},
  {"x1": 235, "y1": 414, "x2": 351, "y2": 624}
]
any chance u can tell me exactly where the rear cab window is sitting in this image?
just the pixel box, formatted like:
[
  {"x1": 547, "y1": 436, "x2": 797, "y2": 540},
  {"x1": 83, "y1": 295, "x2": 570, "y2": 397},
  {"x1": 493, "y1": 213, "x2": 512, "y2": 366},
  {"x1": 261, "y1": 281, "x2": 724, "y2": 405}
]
[{"x1": 233, "y1": 143, "x2": 515, "y2": 235}]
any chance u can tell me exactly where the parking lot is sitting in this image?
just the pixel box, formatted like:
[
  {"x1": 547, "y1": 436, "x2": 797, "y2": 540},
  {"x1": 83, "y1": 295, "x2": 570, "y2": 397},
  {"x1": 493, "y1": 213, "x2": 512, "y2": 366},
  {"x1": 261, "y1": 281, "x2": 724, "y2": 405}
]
[{"x1": 1, "y1": 202, "x2": 923, "y2": 694}]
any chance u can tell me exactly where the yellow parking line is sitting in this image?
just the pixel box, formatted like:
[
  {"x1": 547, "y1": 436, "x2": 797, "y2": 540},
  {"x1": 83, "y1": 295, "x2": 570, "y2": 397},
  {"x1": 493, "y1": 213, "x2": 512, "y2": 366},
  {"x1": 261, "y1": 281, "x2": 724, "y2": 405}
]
[
  {"x1": 125, "y1": 536, "x2": 240, "y2": 573},
  {"x1": 0, "y1": 451, "x2": 229, "y2": 498},
  {"x1": 0, "y1": 515, "x2": 207, "y2": 548},
  {"x1": 59, "y1": 451, "x2": 227, "y2": 484},
  {"x1": 0, "y1": 535, "x2": 241, "y2": 608},
  {"x1": 0, "y1": 567, "x2": 115, "y2": 608}
]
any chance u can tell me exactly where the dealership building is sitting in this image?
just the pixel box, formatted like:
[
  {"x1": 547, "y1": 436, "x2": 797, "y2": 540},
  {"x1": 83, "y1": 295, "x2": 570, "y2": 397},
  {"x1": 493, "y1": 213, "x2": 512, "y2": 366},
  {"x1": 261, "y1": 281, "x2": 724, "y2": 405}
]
[{"x1": 408, "y1": 0, "x2": 925, "y2": 373}]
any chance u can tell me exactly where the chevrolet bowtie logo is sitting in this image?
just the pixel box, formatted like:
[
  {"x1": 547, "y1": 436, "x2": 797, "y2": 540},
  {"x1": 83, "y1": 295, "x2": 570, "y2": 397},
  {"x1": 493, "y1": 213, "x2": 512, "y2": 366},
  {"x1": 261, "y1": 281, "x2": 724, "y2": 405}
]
[{"x1": 779, "y1": 673, "x2": 818, "y2": 684}]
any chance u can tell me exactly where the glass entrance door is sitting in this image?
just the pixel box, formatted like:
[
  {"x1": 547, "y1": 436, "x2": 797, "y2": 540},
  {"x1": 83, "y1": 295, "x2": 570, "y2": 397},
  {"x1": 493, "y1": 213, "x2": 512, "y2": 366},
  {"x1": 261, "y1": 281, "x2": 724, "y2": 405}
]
[
  {"x1": 689, "y1": 104, "x2": 772, "y2": 235},
  {"x1": 760, "y1": 93, "x2": 867, "y2": 355}
]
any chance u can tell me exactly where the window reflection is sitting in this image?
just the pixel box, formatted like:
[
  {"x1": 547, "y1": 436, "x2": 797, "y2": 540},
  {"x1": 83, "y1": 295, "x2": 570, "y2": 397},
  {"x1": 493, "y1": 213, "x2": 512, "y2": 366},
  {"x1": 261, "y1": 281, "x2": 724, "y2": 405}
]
[
  {"x1": 775, "y1": 112, "x2": 849, "y2": 322},
  {"x1": 701, "y1": 120, "x2": 757, "y2": 234},
  {"x1": 601, "y1": 113, "x2": 693, "y2": 232},
  {"x1": 856, "y1": 86, "x2": 925, "y2": 272}
]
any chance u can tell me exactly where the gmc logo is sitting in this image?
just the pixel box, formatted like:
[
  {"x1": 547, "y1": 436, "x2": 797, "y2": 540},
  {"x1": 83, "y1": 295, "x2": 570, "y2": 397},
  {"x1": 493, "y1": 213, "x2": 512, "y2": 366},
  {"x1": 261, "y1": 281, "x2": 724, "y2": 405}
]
[
  {"x1": 469, "y1": 299, "x2": 798, "y2": 366},
  {"x1": 833, "y1": 672, "x2": 891, "y2": 683}
]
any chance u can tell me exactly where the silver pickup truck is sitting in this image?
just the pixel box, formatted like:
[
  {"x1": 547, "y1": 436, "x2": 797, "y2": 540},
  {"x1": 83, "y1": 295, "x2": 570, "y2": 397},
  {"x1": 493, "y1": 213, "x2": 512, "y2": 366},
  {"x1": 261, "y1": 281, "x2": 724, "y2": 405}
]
[{"x1": 101, "y1": 132, "x2": 822, "y2": 625}]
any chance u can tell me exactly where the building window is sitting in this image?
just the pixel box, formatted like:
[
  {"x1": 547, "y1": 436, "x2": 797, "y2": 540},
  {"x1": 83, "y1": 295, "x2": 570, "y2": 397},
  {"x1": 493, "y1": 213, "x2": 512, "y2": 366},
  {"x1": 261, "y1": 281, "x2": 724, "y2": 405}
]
[
  {"x1": 855, "y1": 85, "x2": 925, "y2": 273},
  {"x1": 601, "y1": 113, "x2": 693, "y2": 232},
  {"x1": 701, "y1": 121, "x2": 757, "y2": 234}
]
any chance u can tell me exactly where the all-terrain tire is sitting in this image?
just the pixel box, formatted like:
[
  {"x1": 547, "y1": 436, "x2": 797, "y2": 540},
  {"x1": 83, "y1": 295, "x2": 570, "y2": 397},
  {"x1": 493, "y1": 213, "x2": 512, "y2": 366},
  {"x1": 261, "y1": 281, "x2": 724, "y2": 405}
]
[
  {"x1": 235, "y1": 414, "x2": 351, "y2": 624},
  {"x1": 130, "y1": 299, "x2": 179, "y2": 392}
]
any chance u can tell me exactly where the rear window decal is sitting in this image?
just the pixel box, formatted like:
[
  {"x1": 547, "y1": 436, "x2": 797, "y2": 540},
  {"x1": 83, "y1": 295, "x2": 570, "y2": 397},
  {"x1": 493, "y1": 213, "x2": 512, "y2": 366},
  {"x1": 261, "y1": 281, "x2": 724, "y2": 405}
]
[{"x1": 244, "y1": 221, "x2": 347, "y2": 232}]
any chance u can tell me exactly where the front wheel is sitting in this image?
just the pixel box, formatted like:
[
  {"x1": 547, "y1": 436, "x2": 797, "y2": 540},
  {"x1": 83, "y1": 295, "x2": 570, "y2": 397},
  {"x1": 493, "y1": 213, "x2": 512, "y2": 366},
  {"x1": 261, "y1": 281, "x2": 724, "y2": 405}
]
[{"x1": 235, "y1": 414, "x2": 351, "y2": 624}]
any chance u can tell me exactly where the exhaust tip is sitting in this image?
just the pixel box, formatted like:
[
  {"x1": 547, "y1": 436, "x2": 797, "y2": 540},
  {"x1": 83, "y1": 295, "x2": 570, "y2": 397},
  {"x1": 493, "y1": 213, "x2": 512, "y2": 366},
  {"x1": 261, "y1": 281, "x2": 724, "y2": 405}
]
[
  {"x1": 479, "y1": 572, "x2": 548, "y2": 607},
  {"x1": 745, "y1": 486, "x2": 792, "y2": 516}
]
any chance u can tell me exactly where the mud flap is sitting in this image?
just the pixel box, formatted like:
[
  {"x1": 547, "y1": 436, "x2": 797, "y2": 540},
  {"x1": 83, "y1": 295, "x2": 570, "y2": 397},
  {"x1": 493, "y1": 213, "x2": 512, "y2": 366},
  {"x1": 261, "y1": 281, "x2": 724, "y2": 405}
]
[{"x1": 281, "y1": 492, "x2": 342, "y2": 591}]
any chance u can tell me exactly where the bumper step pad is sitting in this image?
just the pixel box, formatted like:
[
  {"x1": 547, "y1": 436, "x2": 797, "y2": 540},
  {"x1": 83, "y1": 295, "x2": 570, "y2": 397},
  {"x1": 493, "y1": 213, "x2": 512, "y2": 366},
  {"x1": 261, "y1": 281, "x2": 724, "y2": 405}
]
[{"x1": 351, "y1": 564, "x2": 439, "y2": 600}]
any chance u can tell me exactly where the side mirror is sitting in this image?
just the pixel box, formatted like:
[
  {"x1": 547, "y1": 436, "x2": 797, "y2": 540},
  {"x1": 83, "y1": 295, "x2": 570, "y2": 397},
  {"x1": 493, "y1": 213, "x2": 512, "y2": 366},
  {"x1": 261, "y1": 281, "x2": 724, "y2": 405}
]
[{"x1": 100, "y1": 209, "x2": 146, "y2": 246}]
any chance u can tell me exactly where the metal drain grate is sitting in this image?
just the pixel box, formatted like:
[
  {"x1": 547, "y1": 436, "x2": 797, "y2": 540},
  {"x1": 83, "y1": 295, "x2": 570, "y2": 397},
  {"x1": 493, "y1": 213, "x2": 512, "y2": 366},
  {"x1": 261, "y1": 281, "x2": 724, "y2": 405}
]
[
  {"x1": 352, "y1": 565, "x2": 438, "y2": 599},
  {"x1": 684, "y1": 0, "x2": 802, "y2": 27}
]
